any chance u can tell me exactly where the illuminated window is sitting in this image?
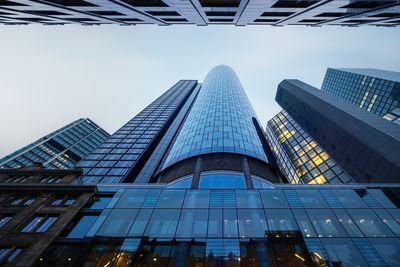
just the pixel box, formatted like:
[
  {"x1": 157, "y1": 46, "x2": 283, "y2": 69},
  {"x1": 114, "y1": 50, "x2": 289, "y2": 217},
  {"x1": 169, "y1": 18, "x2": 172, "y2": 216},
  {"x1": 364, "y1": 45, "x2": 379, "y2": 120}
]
[
  {"x1": 312, "y1": 156, "x2": 324, "y2": 166},
  {"x1": 319, "y1": 152, "x2": 329, "y2": 161},
  {"x1": 308, "y1": 175, "x2": 326, "y2": 184}
]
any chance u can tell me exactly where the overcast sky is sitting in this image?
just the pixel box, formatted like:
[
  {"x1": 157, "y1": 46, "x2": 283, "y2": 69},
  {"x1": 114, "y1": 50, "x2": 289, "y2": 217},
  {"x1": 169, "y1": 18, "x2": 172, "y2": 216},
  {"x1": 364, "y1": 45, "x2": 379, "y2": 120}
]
[{"x1": 0, "y1": 24, "x2": 399, "y2": 157}]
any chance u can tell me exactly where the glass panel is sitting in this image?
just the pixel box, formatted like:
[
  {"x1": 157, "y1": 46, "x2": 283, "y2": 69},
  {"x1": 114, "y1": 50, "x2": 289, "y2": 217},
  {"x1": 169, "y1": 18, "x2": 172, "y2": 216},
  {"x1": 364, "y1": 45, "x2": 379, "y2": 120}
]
[
  {"x1": 97, "y1": 209, "x2": 138, "y2": 237},
  {"x1": 21, "y1": 216, "x2": 44, "y2": 232},
  {"x1": 128, "y1": 209, "x2": 153, "y2": 237},
  {"x1": 0, "y1": 216, "x2": 12, "y2": 228},
  {"x1": 175, "y1": 209, "x2": 208, "y2": 238},
  {"x1": 67, "y1": 215, "x2": 98, "y2": 238},
  {"x1": 306, "y1": 209, "x2": 347, "y2": 237},
  {"x1": 237, "y1": 209, "x2": 268, "y2": 238},
  {"x1": 167, "y1": 177, "x2": 192, "y2": 188},
  {"x1": 116, "y1": 189, "x2": 148, "y2": 208},
  {"x1": 374, "y1": 209, "x2": 400, "y2": 236},
  {"x1": 292, "y1": 209, "x2": 317, "y2": 238},
  {"x1": 332, "y1": 190, "x2": 368, "y2": 208},
  {"x1": 236, "y1": 190, "x2": 262, "y2": 208},
  {"x1": 183, "y1": 190, "x2": 210, "y2": 208},
  {"x1": 320, "y1": 238, "x2": 368, "y2": 266},
  {"x1": 296, "y1": 190, "x2": 328, "y2": 208},
  {"x1": 36, "y1": 217, "x2": 57, "y2": 232},
  {"x1": 223, "y1": 209, "x2": 238, "y2": 238},
  {"x1": 265, "y1": 209, "x2": 298, "y2": 237},
  {"x1": 370, "y1": 238, "x2": 400, "y2": 266},
  {"x1": 144, "y1": 209, "x2": 180, "y2": 237},
  {"x1": 332, "y1": 209, "x2": 363, "y2": 237},
  {"x1": 347, "y1": 209, "x2": 394, "y2": 237},
  {"x1": 208, "y1": 209, "x2": 223, "y2": 238},
  {"x1": 260, "y1": 190, "x2": 289, "y2": 208},
  {"x1": 155, "y1": 190, "x2": 185, "y2": 209},
  {"x1": 87, "y1": 196, "x2": 112, "y2": 209},
  {"x1": 199, "y1": 173, "x2": 246, "y2": 189},
  {"x1": 369, "y1": 189, "x2": 397, "y2": 208}
]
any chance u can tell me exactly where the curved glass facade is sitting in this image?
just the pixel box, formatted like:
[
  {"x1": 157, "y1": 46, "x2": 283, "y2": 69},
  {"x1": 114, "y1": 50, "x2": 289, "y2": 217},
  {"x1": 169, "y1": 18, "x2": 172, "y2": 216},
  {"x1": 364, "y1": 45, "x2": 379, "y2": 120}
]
[{"x1": 163, "y1": 65, "x2": 267, "y2": 169}]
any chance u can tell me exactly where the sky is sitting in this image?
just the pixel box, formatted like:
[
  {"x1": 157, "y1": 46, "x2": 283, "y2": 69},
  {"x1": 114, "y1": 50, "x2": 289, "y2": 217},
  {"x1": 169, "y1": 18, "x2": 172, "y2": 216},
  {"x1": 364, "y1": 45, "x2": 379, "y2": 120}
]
[{"x1": 0, "y1": 24, "x2": 400, "y2": 157}]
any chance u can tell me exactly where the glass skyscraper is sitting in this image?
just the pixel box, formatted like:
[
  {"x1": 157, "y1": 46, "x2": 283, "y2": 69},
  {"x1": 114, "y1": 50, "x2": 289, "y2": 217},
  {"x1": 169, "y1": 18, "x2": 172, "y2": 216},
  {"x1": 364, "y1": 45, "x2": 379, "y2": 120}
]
[
  {"x1": 0, "y1": 118, "x2": 109, "y2": 169},
  {"x1": 1, "y1": 66, "x2": 400, "y2": 266},
  {"x1": 321, "y1": 68, "x2": 400, "y2": 123}
]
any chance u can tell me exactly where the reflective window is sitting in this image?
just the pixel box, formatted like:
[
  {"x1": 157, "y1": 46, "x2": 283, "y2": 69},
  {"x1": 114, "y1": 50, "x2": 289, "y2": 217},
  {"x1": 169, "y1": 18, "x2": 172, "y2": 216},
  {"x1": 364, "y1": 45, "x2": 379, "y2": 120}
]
[
  {"x1": 265, "y1": 209, "x2": 298, "y2": 236},
  {"x1": 183, "y1": 190, "x2": 210, "y2": 208},
  {"x1": 144, "y1": 209, "x2": 180, "y2": 237},
  {"x1": 208, "y1": 209, "x2": 223, "y2": 238},
  {"x1": 260, "y1": 190, "x2": 289, "y2": 208},
  {"x1": 252, "y1": 177, "x2": 274, "y2": 189},
  {"x1": 369, "y1": 189, "x2": 397, "y2": 208},
  {"x1": 67, "y1": 215, "x2": 98, "y2": 238},
  {"x1": 296, "y1": 190, "x2": 328, "y2": 208},
  {"x1": 292, "y1": 209, "x2": 317, "y2": 237},
  {"x1": 321, "y1": 238, "x2": 368, "y2": 266},
  {"x1": 36, "y1": 217, "x2": 57, "y2": 232},
  {"x1": 87, "y1": 196, "x2": 112, "y2": 209},
  {"x1": 97, "y1": 209, "x2": 138, "y2": 237},
  {"x1": 370, "y1": 238, "x2": 400, "y2": 266},
  {"x1": 236, "y1": 190, "x2": 262, "y2": 208},
  {"x1": 199, "y1": 173, "x2": 246, "y2": 189},
  {"x1": 155, "y1": 190, "x2": 185, "y2": 209},
  {"x1": 237, "y1": 209, "x2": 268, "y2": 238},
  {"x1": 167, "y1": 177, "x2": 192, "y2": 188},
  {"x1": 0, "y1": 216, "x2": 12, "y2": 228},
  {"x1": 333, "y1": 209, "x2": 363, "y2": 237},
  {"x1": 374, "y1": 209, "x2": 400, "y2": 236},
  {"x1": 306, "y1": 209, "x2": 347, "y2": 237},
  {"x1": 347, "y1": 209, "x2": 394, "y2": 237},
  {"x1": 332, "y1": 190, "x2": 368, "y2": 208},
  {"x1": 21, "y1": 216, "x2": 44, "y2": 232},
  {"x1": 116, "y1": 189, "x2": 148, "y2": 208},
  {"x1": 176, "y1": 209, "x2": 208, "y2": 238},
  {"x1": 128, "y1": 209, "x2": 153, "y2": 237},
  {"x1": 223, "y1": 209, "x2": 238, "y2": 238}
]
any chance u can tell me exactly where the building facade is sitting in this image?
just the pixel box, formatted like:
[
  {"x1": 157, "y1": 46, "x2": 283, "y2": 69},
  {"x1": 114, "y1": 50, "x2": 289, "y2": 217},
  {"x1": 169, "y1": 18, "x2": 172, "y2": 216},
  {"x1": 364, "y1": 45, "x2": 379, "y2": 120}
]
[
  {"x1": 1, "y1": 66, "x2": 400, "y2": 266},
  {"x1": 0, "y1": 118, "x2": 110, "y2": 170},
  {"x1": 266, "y1": 110, "x2": 354, "y2": 185},
  {"x1": 321, "y1": 68, "x2": 400, "y2": 121},
  {"x1": 0, "y1": 0, "x2": 400, "y2": 26}
]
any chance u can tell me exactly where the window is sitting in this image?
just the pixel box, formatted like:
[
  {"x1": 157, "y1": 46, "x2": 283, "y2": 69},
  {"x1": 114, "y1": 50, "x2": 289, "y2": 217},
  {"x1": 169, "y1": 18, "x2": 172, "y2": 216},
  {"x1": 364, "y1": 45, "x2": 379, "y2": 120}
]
[
  {"x1": 333, "y1": 209, "x2": 363, "y2": 237},
  {"x1": 223, "y1": 209, "x2": 238, "y2": 238},
  {"x1": 155, "y1": 190, "x2": 185, "y2": 208},
  {"x1": 116, "y1": 189, "x2": 148, "y2": 208},
  {"x1": 183, "y1": 190, "x2": 210, "y2": 208},
  {"x1": 128, "y1": 209, "x2": 153, "y2": 237},
  {"x1": 306, "y1": 209, "x2": 347, "y2": 237},
  {"x1": 236, "y1": 190, "x2": 262, "y2": 208},
  {"x1": 199, "y1": 173, "x2": 246, "y2": 189},
  {"x1": 292, "y1": 209, "x2": 317, "y2": 237},
  {"x1": 176, "y1": 209, "x2": 208, "y2": 238},
  {"x1": 0, "y1": 216, "x2": 12, "y2": 228},
  {"x1": 321, "y1": 238, "x2": 368, "y2": 266},
  {"x1": 347, "y1": 209, "x2": 394, "y2": 237},
  {"x1": 332, "y1": 190, "x2": 368, "y2": 208},
  {"x1": 97, "y1": 209, "x2": 138, "y2": 237},
  {"x1": 260, "y1": 190, "x2": 289, "y2": 208},
  {"x1": 238, "y1": 209, "x2": 268, "y2": 238},
  {"x1": 67, "y1": 215, "x2": 98, "y2": 238},
  {"x1": 297, "y1": 190, "x2": 329, "y2": 208},
  {"x1": 208, "y1": 209, "x2": 223, "y2": 238},
  {"x1": 166, "y1": 177, "x2": 192, "y2": 188},
  {"x1": 144, "y1": 209, "x2": 180, "y2": 237},
  {"x1": 21, "y1": 216, "x2": 58, "y2": 232},
  {"x1": 265, "y1": 209, "x2": 298, "y2": 236},
  {"x1": 370, "y1": 238, "x2": 400, "y2": 266}
]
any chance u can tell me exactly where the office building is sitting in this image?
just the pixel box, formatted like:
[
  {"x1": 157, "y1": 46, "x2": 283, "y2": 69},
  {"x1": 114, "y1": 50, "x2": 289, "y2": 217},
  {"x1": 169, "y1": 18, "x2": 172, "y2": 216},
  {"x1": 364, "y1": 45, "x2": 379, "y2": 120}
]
[
  {"x1": 0, "y1": 0, "x2": 399, "y2": 26},
  {"x1": 266, "y1": 109, "x2": 354, "y2": 185},
  {"x1": 1, "y1": 66, "x2": 400, "y2": 266},
  {"x1": 0, "y1": 118, "x2": 110, "y2": 169},
  {"x1": 275, "y1": 79, "x2": 400, "y2": 183},
  {"x1": 321, "y1": 68, "x2": 400, "y2": 121}
]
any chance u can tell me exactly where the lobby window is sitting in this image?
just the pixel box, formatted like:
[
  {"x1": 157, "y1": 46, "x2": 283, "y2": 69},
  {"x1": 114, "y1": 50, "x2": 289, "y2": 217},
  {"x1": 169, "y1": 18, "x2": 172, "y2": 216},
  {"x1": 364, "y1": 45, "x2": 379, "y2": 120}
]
[
  {"x1": 183, "y1": 190, "x2": 210, "y2": 208},
  {"x1": 265, "y1": 209, "x2": 298, "y2": 237},
  {"x1": 21, "y1": 215, "x2": 58, "y2": 232},
  {"x1": 199, "y1": 172, "x2": 246, "y2": 189},
  {"x1": 176, "y1": 209, "x2": 208, "y2": 238},
  {"x1": 144, "y1": 209, "x2": 180, "y2": 237},
  {"x1": 306, "y1": 209, "x2": 347, "y2": 237},
  {"x1": 237, "y1": 209, "x2": 268, "y2": 238},
  {"x1": 116, "y1": 189, "x2": 148, "y2": 208},
  {"x1": 260, "y1": 190, "x2": 289, "y2": 208},
  {"x1": 97, "y1": 209, "x2": 138, "y2": 237}
]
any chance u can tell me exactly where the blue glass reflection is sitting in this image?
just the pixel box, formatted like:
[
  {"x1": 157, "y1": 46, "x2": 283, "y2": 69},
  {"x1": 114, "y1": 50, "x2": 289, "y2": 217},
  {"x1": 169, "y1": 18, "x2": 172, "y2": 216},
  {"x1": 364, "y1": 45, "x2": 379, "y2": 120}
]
[{"x1": 199, "y1": 173, "x2": 246, "y2": 189}]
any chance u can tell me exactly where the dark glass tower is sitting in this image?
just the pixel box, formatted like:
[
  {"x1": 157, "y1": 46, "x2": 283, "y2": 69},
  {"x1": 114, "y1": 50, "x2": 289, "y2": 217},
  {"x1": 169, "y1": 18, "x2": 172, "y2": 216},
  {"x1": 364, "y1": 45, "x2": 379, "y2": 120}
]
[
  {"x1": 321, "y1": 68, "x2": 400, "y2": 122},
  {"x1": 0, "y1": 118, "x2": 109, "y2": 169}
]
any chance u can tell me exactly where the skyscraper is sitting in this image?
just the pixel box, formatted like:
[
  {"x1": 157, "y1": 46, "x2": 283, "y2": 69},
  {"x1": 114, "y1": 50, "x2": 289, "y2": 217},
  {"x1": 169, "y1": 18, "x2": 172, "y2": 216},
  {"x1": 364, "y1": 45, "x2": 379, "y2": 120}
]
[
  {"x1": 0, "y1": 0, "x2": 399, "y2": 26},
  {"x1": 0, "y1": 118, "x2": 110, "y2": 169},
  {"x1": 321, "y1": 68, "x2": 400, "y2": 121},
  {"x1": 2, "y1": 66, "x2": 400, "y2": 266},
  {"x1": 274, "y1": 79, "x2": 400, "y2": 183}
]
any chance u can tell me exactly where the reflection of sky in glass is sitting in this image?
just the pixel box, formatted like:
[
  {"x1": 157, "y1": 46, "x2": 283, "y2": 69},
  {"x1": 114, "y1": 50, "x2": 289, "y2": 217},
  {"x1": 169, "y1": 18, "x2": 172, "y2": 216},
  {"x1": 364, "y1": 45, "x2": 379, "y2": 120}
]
[{"x1": 163, "y1": 65, "x2": 267, "y2": 169}]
